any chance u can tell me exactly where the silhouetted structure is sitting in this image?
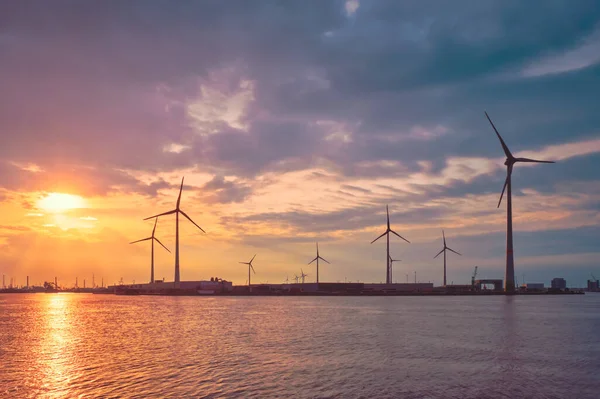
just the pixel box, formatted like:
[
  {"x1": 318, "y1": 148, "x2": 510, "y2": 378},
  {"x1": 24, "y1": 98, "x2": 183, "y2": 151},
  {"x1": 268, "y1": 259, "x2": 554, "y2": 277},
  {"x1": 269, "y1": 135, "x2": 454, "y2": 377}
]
[
  {"x1": 485, "y1": 112, "x2": 555, "y2": 293},
  {"x1": 433, "y1": 230, "x2": 461, "y2": 286},
  {"x1": 551, "y1": 278, "x2": 566, "y2": 289},
  {"x1": 308, "y1": 242, "x2": 330, "y2": 284},
  {"x1": 130, "y1": 218, "x2": 170, "y2": 283},
  {"x1": 239, "y1": 255, "x2": 257, "y2": 288},
  {"x1": 144, "y1": 177, "x2": 205, "y2": 286},
  {"x1": 371, "y1": 205, "x2": 410, "y2": 284}
]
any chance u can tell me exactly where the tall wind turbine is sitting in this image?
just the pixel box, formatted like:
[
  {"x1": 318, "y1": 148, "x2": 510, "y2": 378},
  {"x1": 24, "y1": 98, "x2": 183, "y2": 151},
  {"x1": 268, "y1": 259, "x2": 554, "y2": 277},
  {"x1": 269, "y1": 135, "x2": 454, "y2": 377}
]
[
  {"x1": 371, "y1": 205, "x2": 410, "y2": 284},
  {"x1": 433, "y1": 230, "x2": 461, "y2": 287},
  {"x1": 308, "y1": 242, "x2": 330, "y2": 284},
  {"x1": 240, "y1": 255, "x2": 257, "y2": 287},
  {"x1": 130, "y1": 218, "x2": 171, "y2": 283},
  {"x1": 388, "y1": 255, "x2": 401, "y2": 283},
  {"x1": 485, "y1": 111, "x2": 554, "y2": 293},
  {"x1": 144, "y1": 177, "x2": 205, "y2": 285}
]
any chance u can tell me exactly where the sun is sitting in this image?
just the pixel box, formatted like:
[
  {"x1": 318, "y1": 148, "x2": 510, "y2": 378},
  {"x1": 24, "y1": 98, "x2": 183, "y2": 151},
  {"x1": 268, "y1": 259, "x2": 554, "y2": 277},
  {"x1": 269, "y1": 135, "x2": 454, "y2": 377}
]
[{"x1": 37, "y1": 193, "x2": 86, "y2": 213}]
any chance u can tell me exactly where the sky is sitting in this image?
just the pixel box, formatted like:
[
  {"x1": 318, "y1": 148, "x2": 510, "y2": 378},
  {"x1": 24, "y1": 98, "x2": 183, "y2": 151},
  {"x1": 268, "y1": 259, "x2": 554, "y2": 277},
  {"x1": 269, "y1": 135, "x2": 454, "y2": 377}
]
[{"x1": 1, "y1": 0, "x2": 599, "y2": 288}]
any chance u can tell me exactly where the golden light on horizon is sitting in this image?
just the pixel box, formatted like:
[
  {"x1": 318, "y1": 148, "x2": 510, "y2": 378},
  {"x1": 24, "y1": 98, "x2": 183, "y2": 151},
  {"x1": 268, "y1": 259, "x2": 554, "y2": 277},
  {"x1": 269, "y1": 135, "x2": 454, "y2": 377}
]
[{"x1": 37, "y1": 193, "x2": 86, "y2": 213}]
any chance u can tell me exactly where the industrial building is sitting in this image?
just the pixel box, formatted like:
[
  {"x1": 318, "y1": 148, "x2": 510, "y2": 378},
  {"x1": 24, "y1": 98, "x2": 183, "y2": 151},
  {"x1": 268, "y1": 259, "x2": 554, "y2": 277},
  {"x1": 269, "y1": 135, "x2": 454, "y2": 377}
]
[
  {"x1": 551, "y1": 278, "x2": 567, "y2": 289},
  {"x1": 524, "y1": 283, "x2": 544, "y2": 290},
  {"x1": 587, "y1": 279, "x2": 600, "y2": 292}
]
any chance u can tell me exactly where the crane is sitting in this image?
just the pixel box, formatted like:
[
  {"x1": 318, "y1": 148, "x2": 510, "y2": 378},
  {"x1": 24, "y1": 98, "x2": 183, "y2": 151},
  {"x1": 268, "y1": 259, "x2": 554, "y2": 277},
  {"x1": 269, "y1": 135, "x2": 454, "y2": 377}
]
[
  {"x1": 591, "y1": 273, "x2": 598, "y2": 282},
  {"x1": 471, "y1": 266, "x2": 478, "y2": 288}
]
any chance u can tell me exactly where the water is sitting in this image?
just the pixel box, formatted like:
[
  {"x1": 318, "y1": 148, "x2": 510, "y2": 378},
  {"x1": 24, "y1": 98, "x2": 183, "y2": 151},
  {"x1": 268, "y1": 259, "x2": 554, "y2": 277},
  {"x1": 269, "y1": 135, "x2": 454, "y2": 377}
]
[{"x1": 1, "y1": 294, "x2": 599, "y2": 398}]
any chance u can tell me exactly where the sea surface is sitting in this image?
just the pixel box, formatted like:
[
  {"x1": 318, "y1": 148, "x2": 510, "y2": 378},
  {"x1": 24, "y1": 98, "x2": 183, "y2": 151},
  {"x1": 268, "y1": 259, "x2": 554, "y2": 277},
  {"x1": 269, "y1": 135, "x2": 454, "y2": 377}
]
[{"x1": 1, "y1": 293, "x2": 599, "y2": 399}]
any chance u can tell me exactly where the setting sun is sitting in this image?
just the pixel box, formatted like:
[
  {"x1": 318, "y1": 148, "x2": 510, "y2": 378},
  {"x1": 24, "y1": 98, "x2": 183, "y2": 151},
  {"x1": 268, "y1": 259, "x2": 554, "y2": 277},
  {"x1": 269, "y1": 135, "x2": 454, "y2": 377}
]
[{"x1": 37, "y1": 193, "x2": 86, "y2": 213}]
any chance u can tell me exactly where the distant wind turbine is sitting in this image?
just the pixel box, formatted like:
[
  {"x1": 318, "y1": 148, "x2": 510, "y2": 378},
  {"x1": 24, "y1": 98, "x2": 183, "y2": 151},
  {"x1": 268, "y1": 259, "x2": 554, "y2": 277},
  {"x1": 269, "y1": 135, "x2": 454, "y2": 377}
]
[
  {"x1": 293, "y1": 275, "x2": 300, "y2": 284},
  {"x1": 433, "y1": 230, "x2": 461, "y2": 287},
  {"x1": 308, "y1": 242, "x2": 330, "y2": 284},
  {"x1": 485, "y1": 112, "x2": 555, "y2": 293},
  {"x1": 388, "y1": 255, "x2": 401, "y2": 283},
  {"x1": 371, "y1": 205, "x2": 410, "y2": 284},
  {"x1": 144, "y1": 177, "x2": 205, "y2": 285},
  {"x1": 240, "y1": 255, "x2": 257, "y2": 287},
  {"x1": 300, "y1": 269, "x2": 308, "y2": 284},
  {"x1": 130, "y1": 218, "x2": 171, "y2": 283}
]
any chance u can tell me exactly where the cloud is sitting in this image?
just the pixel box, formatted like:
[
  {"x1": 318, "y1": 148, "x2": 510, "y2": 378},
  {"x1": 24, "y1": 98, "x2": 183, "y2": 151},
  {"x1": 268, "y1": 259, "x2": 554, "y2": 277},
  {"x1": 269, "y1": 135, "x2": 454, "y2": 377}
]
[
  {"x1": 522, "y1": 27, "x2": 600, "y2": 77},
  {"x1": 1, "y1": 1, "x2": 599, "y2": 283},
  {"x1": 199, "y1": 175, "x2": 253, "y2": 204},
  {"x1": 516, "y1": 137, "x2": 600, "y2": 162},
  {"x1": 345, "y1": 0, "x2": 360, "y2": 17}
]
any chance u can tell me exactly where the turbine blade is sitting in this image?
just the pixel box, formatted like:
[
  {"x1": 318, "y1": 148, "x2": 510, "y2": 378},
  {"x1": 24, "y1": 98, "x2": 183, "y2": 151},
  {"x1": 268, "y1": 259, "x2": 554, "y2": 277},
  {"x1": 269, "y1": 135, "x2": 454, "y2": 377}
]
[
  {"x1": 308, "y1": 257, "x2": 317, "y2": 265},
  {"x1": 152, "y1": 217, "x2": 158, "y2": 236},
  {"x1": 129, "y1": 237, "x2": 152, "y2": 244},
  {"x1": 143, "y1": 209, "x2": 176, "y2": 220},
  {"x1": 386, "y1": 205, "x2": 390, "y2": 228},
  {"x1": 179, "y1": 210, "x2": 206, "y2": 233},
  {"x1": 485, "y1": 111, "x2": 513, "y2": 158},
  {"x1": 371, "y1": 231, "x2": 387, "y2": 244},
  {"x1": 176, "y1": 177, "x2": 184, "y2": 209},
  {"x1": 515, "y1": 157, "x2": 555, "y2": 164},
  {"x1": 390, "y1": 229, "x2": 410, "y2": 244},
  {"x1": 433, "y1": 248, "x2": 444, "y2": 259},
  {"x1": 442, "y1": 229, "x2": 446, "y2": 246},
  {"x1": 251, "y1": 265, "x2": 256, "y2": 274},
  {"x1": 319, "y1": 256, "x2": 330, "y2": 264},
  {"x1": 447, "y1": 247, "x2": 462, "y2": 256},
  {"x1": 153, "y1": 237, "x2": 171, "y2": 253},
  {"x1": 250, "y1": 254, "x2": 256, "y2": 263},
  {"x1": 497, "y1": 165, "x2": 512, "y2": 208}
]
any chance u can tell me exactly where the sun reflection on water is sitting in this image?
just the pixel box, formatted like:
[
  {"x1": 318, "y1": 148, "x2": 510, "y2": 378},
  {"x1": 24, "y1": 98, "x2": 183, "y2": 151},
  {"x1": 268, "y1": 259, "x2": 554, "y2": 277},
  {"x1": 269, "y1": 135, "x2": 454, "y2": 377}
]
[{"x1": 36, "y1": 294, "x2": 78, "y2": 398}]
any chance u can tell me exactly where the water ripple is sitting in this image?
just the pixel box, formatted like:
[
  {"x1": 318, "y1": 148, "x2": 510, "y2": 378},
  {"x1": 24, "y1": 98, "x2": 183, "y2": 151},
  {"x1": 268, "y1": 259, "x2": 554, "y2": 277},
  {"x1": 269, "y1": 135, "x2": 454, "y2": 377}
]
[{"x1": 1, "y1": 294, "x2": 599, "y2": 398}]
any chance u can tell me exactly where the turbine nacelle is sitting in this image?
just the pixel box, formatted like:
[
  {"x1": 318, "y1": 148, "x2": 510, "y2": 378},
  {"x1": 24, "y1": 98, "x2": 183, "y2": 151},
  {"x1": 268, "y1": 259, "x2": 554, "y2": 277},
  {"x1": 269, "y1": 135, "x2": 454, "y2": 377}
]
[{"x1": 485, "y1": 112, "x2": 555, "y2": 208}]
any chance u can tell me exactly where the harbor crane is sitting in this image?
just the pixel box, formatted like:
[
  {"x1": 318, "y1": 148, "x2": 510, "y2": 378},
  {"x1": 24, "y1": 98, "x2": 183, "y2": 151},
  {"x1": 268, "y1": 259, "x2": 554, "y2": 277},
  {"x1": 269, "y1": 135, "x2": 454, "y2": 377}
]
[{"x1": 471, "y1": 266, "x2": 478, "y2": 287}]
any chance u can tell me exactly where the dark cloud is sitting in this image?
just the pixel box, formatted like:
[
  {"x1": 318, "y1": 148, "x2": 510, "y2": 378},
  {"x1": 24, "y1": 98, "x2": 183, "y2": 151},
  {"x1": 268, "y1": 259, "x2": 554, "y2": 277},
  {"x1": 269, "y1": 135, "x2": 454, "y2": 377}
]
[
  {"x1": 199, "y1": 175, "x2": 253, "y2": 204},
  {"x1": 221, "y1": 203, "x2": 445, "y2": 235}
]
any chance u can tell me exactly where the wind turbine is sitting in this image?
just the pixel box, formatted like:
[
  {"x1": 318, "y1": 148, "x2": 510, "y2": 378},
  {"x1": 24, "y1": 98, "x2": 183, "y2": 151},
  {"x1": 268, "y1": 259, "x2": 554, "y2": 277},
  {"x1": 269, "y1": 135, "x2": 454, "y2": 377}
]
[
  {"x1": 433, "y1": 230, "x2": 461, "y2": 287},
  {"x1": 388, "y1": 255, "x2": 401, "y2": 283},
  {"x1": 293, "y1": 275, "x2": 300, "y2": 284},
  {"x1": 485, "y1": 112, "x2": 555, "y2": 293},
  {"x1": 240, "y1": 255, "x2": 257, "y2": 287},
  {"x1": 308, "y1": 242, "x2": 330, "y2": 284},
  {"x1": 130, "y1": 218, "x2": 171, "y2": 283},
  {"x1": 371, "y1": 205, "x2": 410, "y2": 284},
  {"x1": 144, "y1": 177, "x2": 205, "y2": 286},
  {"x1": 300, "y1": 269, "x2": 308, "y2": 284}
]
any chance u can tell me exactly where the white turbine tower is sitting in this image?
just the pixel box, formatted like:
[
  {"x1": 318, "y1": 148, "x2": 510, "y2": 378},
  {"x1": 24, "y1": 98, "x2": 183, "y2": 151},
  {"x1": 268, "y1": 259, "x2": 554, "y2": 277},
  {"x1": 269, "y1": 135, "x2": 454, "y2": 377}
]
[
  {"x1": 485, "y1": 112, "x2": 555, "y2": 293},
  {"x1": 433, "y1": 230, "x2": 461, "y2": 287},
  {"x1": 130, "y1": 218, "x2": 171, "y2": 283},
  {"x1": 308, "y1": 242, "x2": 330, "y2": 284},
  {"x1": 240, "y1": 255, "x2": 257, "y2": 287},
  {"x1": 144, "y1": 177, "x2": 205, "y2": 286},
  {"x1": 371, "y1": 205, "x2": 410, "y2": 284}
]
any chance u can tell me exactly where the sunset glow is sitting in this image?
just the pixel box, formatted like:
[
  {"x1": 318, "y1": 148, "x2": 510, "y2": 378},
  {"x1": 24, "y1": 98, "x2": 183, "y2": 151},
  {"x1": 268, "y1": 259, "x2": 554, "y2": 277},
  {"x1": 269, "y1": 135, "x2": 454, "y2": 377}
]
[
  {"x1": 0, "y1": 1, "x2": 598, "y2": 289},
  {"x1": 37, "y1": 193, "x2": 86, "y2": 213}
]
